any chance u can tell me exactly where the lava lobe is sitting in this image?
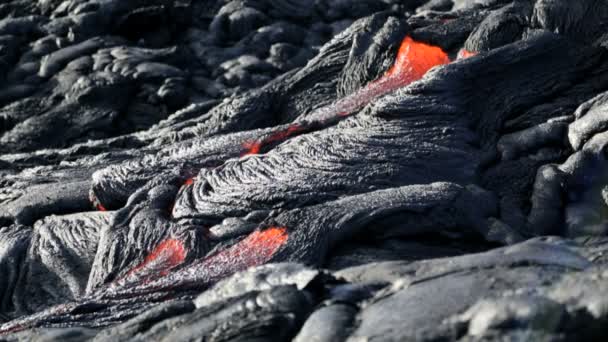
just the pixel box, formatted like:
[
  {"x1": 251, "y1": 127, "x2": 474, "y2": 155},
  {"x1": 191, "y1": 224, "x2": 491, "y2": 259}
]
[{"x1": 242, "y1": 36, "x2": 450, "y2": 155}]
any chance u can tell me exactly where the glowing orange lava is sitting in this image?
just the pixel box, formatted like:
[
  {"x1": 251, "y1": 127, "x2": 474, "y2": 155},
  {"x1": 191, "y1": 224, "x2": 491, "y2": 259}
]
[
  {"x1": 200, "y1": 227, "x2": 285, "y2": 278},
  {"x1": 96, "y1": 203, "x2": 107, "y2": 211},
  {"x1": 125, "y1": 228, "x2": 286, "y2": 288},
  {"x1": 118, "y1": 227, "x2": 289, "y2": 295},
  {"x1": 119, "y1": 238, "x2": 187, "y2": 286},
  {"x1": 240, "y1": 226, "x2": 289, "y2": 263},
  {"x1": 384, "y1": 36, "x2": 450, "y2": 81},
  {"x1": 242, "y1": 140, "x2": 261, "y2": 155},
  {"x1": 183, "y1": 178, "x2": 194, "y2": 186},
  {"x1": 241, "y1": 36, "x2": 450, "y2": 156},
  {"x1": 203, "y1": 226, "x2": 288, "y2": 269},
  {"x1": 242, "y1": 125, "x2": 304, "y2": 156}
]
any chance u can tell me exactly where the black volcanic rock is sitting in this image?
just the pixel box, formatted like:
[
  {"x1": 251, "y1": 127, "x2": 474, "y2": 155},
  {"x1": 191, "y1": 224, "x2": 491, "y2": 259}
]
[{"x1": 2, "y1": 0, "x2": 608, "y2": 341}]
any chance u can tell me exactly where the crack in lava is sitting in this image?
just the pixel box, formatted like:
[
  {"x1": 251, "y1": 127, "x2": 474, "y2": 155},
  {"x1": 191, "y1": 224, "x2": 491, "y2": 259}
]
[
  {"x1": 113, "y1": 238, "x2": 187, "y2": 288},
  {"x1": 242, "y1": 35, "x2": 451, "y2": 156}
]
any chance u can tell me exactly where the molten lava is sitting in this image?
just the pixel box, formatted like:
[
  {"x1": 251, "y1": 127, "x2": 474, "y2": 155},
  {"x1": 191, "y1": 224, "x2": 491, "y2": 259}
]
[
  {"x1": 127, "y1": 227, "x2": 289, "y2": 294},
  {"x1": 242, "y1": 36, "x2": 450, "y2": 155},
  {"x1": 107, "y1": 37, "x2": 453, "y2": 292},
  {"x1": 384, "y1": 36, "x2": 451, "y2": 80},
  {"x1": 326, "y1": 35, "x2": 450, "y2": 119},
  {"x1": 202, "y1": 226, "x2": 288, "y2": 270},
  {"x1": 116, "y1": 238, "x2": 187, "y2": 286},
  {"x1": 99, "y1": 37, "x2": 457, "y2": 292},
  {"x1": 242, "y1": 125, "x2": 305, "y2": 156}
]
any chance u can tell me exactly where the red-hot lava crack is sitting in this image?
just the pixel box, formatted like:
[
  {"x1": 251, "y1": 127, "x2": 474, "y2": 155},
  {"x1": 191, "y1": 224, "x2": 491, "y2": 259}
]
[
  {"x1": 241, "y1": 35, "x2": 452, "y2": 156},
  {"x1": 105, "y1": 227, "x2": 289, "y2": 297},
  {"x1": 113, "y1": 238, "x2": 188, "y2": 288}
]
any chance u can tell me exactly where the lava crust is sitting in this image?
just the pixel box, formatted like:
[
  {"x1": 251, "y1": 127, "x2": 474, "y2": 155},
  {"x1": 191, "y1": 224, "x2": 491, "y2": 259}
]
[{"x1": 2, "y1": 0, "x2": 608, "y2": 341}]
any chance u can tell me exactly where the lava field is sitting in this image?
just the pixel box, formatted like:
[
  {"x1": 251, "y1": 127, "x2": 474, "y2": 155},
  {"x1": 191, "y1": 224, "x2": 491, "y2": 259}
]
[{"x1": 1, "y1": 0, "x2": 608, "y2": 341}]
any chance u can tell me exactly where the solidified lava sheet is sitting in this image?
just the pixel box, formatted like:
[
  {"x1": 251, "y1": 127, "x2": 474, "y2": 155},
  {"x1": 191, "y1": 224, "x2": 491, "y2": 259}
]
[{"x1": 2, "y1": 0, "x2": 608, "y2": 341}]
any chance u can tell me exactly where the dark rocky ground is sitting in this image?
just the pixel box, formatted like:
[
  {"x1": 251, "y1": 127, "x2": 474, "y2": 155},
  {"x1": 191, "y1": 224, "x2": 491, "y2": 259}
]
[{"x1": 1, "y1": 0, "x2": 608, "y2": 340}]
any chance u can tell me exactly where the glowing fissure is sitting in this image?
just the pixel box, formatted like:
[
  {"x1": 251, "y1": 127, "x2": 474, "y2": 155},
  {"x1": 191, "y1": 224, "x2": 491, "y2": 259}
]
[
  {"x1": 181, "y1": 226, "x2": 288, "y2": 282},
  {"x1": 242, "y1": 124, "x2": 305, "y2": 156},
  {"x1": 113, "y1": 238, "x2": 187, "y2": 287},
  {"x1": 384, "y1": 36, "x2": 451, "y2": 79},
  {"x1": 201, "y1": 226, "x2": 288, "y2": 270},
  {"x1": 128, "y1": 227, "x2": 289, "y2": 293},
  {"x1": 242, "y1": 36, "x2": 452, "y2": 155}
]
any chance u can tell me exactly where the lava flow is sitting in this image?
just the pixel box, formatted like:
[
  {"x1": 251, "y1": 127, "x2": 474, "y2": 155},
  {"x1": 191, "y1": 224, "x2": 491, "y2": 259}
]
[
  {"x1": 242, "y1": 124, "x2": 305, "y2": 156},
  {"x1": 184, "y1": 226, "x2": 288, "y2": 277},
  {"x1": 242, "y1": 36, "x2": 450, "y2": 155},
  {"x1": 384, "y1": 36, "x2": 451, "y2": 80},
  {"x1": 113, "y1": 238, "x2": 187, "y2": 287},
  {"x1": 117, "y1": 227, "x2": 289, "y2": 295}
]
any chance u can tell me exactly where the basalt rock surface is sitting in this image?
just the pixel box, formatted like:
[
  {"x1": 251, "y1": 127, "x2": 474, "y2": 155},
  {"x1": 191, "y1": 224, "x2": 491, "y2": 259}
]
[{"x1": 2, "y1": 0, "x2": 608, "y2": 341}]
